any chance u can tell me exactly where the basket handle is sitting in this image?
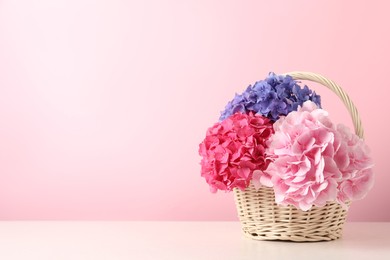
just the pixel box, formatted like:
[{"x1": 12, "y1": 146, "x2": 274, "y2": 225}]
[{"x1": 282, "y1": 71, "x2": 364, "y2": 139}]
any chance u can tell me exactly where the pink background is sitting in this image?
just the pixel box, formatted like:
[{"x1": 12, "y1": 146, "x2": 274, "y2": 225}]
[{"x1": 0, "y1": 0, "x2": 389, "y2": 221}]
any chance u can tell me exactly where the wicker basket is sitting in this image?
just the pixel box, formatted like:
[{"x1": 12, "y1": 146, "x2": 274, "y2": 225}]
[{"x1": 233, "y1": 71, "x2": 364, "y2": 242}]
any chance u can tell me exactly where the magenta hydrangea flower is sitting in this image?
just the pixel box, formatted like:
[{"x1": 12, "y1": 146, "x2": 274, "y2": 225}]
[
  {"x1": 265, "y1": 101, "x2": 374, "y2": 211},
  {"x1": 199, "y1": 112, "x2": 274, "y2": 193}
]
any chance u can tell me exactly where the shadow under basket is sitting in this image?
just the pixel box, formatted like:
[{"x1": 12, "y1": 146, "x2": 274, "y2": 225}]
[{"x1": 233, "y1": 184, "x2": 349, "y2": 242}]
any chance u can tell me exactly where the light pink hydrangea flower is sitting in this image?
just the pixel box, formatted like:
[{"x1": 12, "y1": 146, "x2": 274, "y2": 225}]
[
  {"x1": 199, "y1": 112, "x2": 274, "y2": 193},
  {"x1": 337, "y1": 168, "x2": 374, "y2": 203},
  {"x1": 266, "y1": 101, "x2": 374, "y2": 211},
  {"x1": 335, "y1": 125, "x2": 374, "y2": 205}
]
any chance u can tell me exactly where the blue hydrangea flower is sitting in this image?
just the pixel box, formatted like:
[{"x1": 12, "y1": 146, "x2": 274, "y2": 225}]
[{"x1": 219, "y1": 72, "x2": 321, "y2": 121}]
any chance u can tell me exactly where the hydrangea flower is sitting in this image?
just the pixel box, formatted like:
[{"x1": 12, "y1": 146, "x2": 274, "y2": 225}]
[
  {"x1": 335, "y1": 125, "x2": 374, "y2": 205},
  {"x1": 220, "y1": 72, "x2": 321, "y2": 121},
  {"x1": 265, "y1": 101, "x2": 374, "y2": 211},
  {"x1": 199, "y1": 112, "x2": 274, "y2": 193}
]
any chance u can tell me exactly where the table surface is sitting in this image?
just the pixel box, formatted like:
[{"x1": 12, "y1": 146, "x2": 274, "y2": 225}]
[{"x1": 0, "y1": 221, "x2": 389, "y2": 259}]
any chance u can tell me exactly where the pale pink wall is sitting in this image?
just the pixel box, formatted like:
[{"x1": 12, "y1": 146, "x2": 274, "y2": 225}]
[{"x1": 0, "y1": 0, "x2": 389, "y2": 221}]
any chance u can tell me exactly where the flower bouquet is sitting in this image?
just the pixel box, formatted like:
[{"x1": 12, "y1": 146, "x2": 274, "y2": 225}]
[{"x1": 199, "y1": 72, "x2": 374, "y2": 241}]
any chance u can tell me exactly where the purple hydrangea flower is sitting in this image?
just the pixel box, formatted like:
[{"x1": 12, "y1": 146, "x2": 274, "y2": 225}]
[{"x1": 219, "y1": 72, "x2": 322, "y2": 121}]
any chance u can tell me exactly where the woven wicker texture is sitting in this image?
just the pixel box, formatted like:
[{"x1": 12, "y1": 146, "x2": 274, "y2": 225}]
[
  {"x1": 233, "y1": 71, "x2": 360, "y2": 242},
  {"x1": 234, "y1": 185, "x2": 349, "y2": 242}
]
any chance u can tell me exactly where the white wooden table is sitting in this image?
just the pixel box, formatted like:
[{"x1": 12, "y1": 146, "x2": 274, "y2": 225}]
[{"x1": 0, "y1": 222, "x2": 389, "y2": 259}]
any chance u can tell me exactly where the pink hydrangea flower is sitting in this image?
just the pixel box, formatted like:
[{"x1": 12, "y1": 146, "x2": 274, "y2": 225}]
[
  {"x1": 266, "y1": 101, "x2": 374, "y2": 211},
  {"x1": 337, "y1": 168, "x2": 374, "y2": 204},
  {"x1": 199, "y1": 112, "x2": 274, "y2": 192},
  {"x1": 335, "y1": 125, "x2": 374, "y2": 205}
]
